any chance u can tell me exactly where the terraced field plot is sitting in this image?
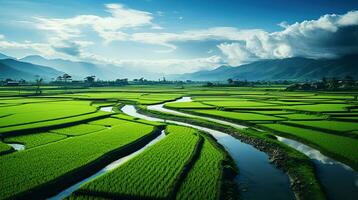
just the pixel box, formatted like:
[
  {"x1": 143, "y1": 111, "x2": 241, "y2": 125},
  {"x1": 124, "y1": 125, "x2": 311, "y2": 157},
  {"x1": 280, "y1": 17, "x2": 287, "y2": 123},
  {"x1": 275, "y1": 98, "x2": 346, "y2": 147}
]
[
  {"x1": 0, "y1": 119, "x2": 157, "y2": 199},
  {"x1": 1, "y1": 86, "x2": 357, "y2": 200},
  {"x1": 283, "y1": 120, "x2": 358, "y2": 134},
  {"x1": 260, "y1": 123, "x2": 358, "y2": 169},
  {"x1": 165, "y1": 101, "x2": 214, "y2": 109},
  {"x1": 70, "y1": 125, "x2": 229, "y2": 200},
  {"x1": 4, "y1": 132, "x2": 67, "y2": 148},
  {"x1": 204, "y1": 100, "x2": 276, "y2": 107},
  {"x1": 188, "y1": 109, "x2": 285, "y2": 121}
]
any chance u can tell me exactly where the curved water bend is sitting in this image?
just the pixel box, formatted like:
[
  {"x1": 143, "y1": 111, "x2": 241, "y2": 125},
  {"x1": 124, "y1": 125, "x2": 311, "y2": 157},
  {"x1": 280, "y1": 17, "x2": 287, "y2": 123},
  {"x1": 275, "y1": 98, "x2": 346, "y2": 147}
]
[
  {"x1": 121, "y1": 105, "x2": 295, "y2": 200},
  {"x1": 8, "y1": 143, "x2": 25, "y2": 151},
  {"x1": 148, "y1": 97, "x2": 248, "y2": 129},
  {"x1": 48, "y1": 130, "x2": 166, "y2": 200},
  {"x1": 158, "y1": 97, "x2": 358, "y2": 200},
  {"x1": 277, "y1": 136, "x2": 358, "y2": 200},
  {"x1": 99, "y1": 106, "x2": 114, "y2": 113}
]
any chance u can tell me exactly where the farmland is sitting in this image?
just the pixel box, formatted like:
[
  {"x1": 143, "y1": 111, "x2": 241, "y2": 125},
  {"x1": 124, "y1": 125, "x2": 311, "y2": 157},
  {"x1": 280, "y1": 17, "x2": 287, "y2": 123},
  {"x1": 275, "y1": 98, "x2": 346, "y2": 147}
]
[{"x1": 0, "y1": 85, "x2": 357, "y2": 200}]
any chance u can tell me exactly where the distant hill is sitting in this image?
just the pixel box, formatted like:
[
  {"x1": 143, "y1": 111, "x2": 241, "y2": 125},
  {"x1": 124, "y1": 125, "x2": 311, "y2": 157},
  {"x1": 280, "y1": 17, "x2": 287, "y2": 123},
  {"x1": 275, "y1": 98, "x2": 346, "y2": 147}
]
[
  {"x1": 0, "y1": 58, "x2": 63, "y2": 81},
  {"x1": 20, "y1": 55, "x2": 107, "y2": 80},
  {"x1": 0, "y1": 53, "x2": 14, "y2": 60},
  {"x1": 20, "y1": 55, "x2": 156, "y2": 80},
  {"x1": 170, "y1": 55, "x2": 358, "y2": 81}
]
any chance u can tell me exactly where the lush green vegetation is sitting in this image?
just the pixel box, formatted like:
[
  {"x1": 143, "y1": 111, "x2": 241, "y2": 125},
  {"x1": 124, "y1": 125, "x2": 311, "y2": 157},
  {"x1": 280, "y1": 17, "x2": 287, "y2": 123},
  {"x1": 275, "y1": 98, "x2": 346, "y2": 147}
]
[
  {"x1": 283, "y1": 120, "x2": 358, "y2": 134},
  {"x1": 0, "y1": 120, "x2": 155, "y2": 199},
  {"x1": 204, "y1": 100, "x2": 276, "y2": 107},
  {"x1": 260, "y1": 123, "x2": 358, "y2": 169},
  {"x1": 0, "y1": 142, "x2": 12, "y2": 154},
  {"x1": 0, "y1": 101, "x2": 97, "y2": 127},
  {"x1": 51, "y1": 124, "x2": 106, "y2": 136},
  {"x1": 165, "y1": 101, "x2": 214, "y2": 109},
  {"x1": 277, "y1": 113, "x2": 327, "y2": 120},
  {"x1": 189, "y1": 109, "x2": 285, "y2": 121},
  {"x1": 4, "y1": 132, "x2": 67, "y2": 148},
  {"x1": 1, "y1": 85, "x2": 357, "y2": 200},
  {"x1": 0, "y1": 112, "x2": 110, "y2": 134},
  {"x1": 71, "y1": 125, "x2": 201, "y2": 199},
  {"x1": 176, "y1": 136, "x2": 225, "y2": 200}
]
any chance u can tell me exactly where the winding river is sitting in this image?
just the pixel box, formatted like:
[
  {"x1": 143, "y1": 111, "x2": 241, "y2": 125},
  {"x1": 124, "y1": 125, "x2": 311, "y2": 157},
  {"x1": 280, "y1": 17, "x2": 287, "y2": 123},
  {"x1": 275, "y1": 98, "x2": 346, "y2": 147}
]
[
  {"x1": 149, "y1": 97, "x2": 358, "y2": 200},
  {"x1": 49, "y1": 97, "x2": 358, "y2": 200},
  {"x1": 121, "y1": 105, "x2": 295, "y2": 200}
]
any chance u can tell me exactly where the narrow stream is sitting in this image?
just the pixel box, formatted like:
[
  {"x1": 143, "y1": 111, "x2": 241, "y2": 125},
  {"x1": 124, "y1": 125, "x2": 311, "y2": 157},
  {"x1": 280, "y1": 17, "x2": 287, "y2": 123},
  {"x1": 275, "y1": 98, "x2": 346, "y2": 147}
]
[
  {"x1": 148, "y1": 97, "x2": 248, "y2": 129},
  {"x1": 48, "y1": 107, "x2": 166, "y2": 200},
  {"x1": 153, "y1": 97, "x2": 358, "y2": 200},
  {"x1": 277, "y1": 136, "x2": 358, "y2": 200},
  {"x1": 121, "y1": 105, "x2": 295, "y2": 200},
  {"x1": 7, "y1": 143, "x2": 25, "y2": 151},
  {"x1": 99, "y1": 106, "x2": 114, "y2": 112}
]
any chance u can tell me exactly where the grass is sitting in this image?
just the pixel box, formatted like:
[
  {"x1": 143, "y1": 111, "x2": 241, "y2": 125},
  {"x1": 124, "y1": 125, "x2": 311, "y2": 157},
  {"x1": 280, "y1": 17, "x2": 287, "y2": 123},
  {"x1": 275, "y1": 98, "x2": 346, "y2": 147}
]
[
  {"x1": 277, "y1": 114, "x2": 327, "y2": 120},
  {"x1": 288, "y1": 104, "x2": 350, "y2": 112},
  {"x1": 203, "y1": 100, "x2": 276, "y2": 107},
  {"x1": 165, "y1": 101, "x2": 214, "y2": 109},
  {"x1": 189, "y1": 109, "x2": 285, "y2": 121},
  {"x1": 88, "y1": 118, "x2": 127, "y2": 126},
  {"x1": 51, "y1": 124, "x2": 106, "y2": 136},
  {"x1": 176, "y1": 136, "x2": 225, "y2": 200},
  {"x1": 71, "y1": 125, "x2": 200, "y2": 199},
  {"x1": 283, "y1": 120, "x2": 358, "y2": 134},
  {"x1": 0, "y1": 112, "x2": 111, "y2": 134},
  {"x1": 4, "y1": 132, "x2": 67, "y2": 148},
  {"x1": 260, "y1": 123, "x2": 358, "y2": 170},
  {"x1": 0, "y1": 120, "x2": 155, "y2": 199},
  {"x1": 0, "y1": 142, "x2": 12, "y2": 154}
]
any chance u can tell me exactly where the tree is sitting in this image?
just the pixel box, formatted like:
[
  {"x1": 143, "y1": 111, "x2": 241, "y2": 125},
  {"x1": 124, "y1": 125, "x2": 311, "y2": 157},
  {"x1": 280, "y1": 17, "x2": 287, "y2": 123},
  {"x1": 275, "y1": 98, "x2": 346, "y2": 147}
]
[
  {"x1": 85, "y1": 76, "x2": 96, "y2": 83},
  {"x1": 34, "y1": 75, "x2": 43, "y2": 95},
  {"x1": 206, "y1": 82, "x2": 214, "y2": 87},
  {"x1": 227, "y1": 78, "x2": 233, "y2": 84},
  {"x1": 62, "y1": 74, "x2": 72, "y2": 82}
]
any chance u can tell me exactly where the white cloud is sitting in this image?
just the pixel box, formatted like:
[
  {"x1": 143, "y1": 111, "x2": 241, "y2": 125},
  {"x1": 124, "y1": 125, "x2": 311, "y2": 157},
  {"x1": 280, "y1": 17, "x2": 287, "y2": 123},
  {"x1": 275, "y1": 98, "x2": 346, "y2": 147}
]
[
  {"x1": 217, "y1": 11, "x2": 358, "y2": 65},
  {"x1": 1, "y1": 5, "x2": 357, "y2": 73},
  {"x1": 34, "y1": 3, "x2": 158, "y2": 43}
]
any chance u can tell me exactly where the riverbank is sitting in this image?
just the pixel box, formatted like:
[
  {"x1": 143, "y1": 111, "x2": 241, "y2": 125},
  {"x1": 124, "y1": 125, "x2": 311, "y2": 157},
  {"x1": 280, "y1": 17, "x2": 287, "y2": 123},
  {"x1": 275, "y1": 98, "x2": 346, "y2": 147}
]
[{"x1": 137, "y1": 105, "x2": 326, "y2": 200}]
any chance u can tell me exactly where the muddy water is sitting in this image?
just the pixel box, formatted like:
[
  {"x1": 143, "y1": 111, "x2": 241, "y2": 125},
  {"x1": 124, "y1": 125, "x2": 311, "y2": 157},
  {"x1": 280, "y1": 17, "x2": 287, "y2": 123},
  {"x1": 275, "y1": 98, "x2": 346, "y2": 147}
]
[{"x1": 121, "y1": 105, "x2": 295, "y2": 200}]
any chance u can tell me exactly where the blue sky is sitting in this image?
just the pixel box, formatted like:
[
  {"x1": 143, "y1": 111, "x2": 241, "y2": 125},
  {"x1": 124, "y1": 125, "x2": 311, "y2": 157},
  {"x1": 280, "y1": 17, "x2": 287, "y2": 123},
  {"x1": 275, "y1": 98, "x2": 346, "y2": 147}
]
[{"x1": 0, "y1": 0, "x2": 357, "y2": 74}]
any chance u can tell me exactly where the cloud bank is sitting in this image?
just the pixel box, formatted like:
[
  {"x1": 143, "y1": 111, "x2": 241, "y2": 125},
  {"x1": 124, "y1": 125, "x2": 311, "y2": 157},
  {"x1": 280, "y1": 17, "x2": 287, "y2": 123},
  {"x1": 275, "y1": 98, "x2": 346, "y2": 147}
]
[{"x1": 0, "y1": 3, "x2": 357, "y2": 73}]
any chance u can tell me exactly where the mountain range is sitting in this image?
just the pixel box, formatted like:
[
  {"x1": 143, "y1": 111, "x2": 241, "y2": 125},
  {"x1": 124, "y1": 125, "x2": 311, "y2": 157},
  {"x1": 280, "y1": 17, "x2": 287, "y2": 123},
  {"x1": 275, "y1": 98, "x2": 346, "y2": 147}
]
[
  {"x1": 0, "y1": 58, "x2": 63, "y2": 81},
  {"x1": 0, "y1": 52, "x2": 357, "y2": 82},
  {"x1": 170, "y1": 55, "x2": 358, "y2": 81}
]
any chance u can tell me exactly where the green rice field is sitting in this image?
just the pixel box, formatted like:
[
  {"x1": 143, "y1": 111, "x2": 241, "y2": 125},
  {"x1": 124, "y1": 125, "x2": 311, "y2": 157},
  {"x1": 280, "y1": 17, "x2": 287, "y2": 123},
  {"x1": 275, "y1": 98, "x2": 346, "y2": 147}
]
[{"x1": 0, "y1": 85, "x2": 357, "y2": 200}]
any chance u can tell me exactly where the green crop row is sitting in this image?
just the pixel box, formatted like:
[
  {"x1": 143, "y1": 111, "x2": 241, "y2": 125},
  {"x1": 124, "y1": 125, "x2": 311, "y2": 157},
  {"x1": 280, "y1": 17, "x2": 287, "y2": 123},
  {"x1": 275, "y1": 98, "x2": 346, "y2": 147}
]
[
  {"x1": 70, "y1": 125, "x2": 201, "y2": 199},
  {"x1": 0, "y1": 142, "x2": 12, "y2": 155},
  {"x1": 4, "y1": 132, "x2": 67, "y2": 148},
  {"x1": 260, "y1": 123, "x2": 358, "y2": 170},
  {"x1": 51, "y1": 124, "x2": 106, "y2": 136},
  {"x1": 165, "y1": 101, "x2": 214, "y2": 109},
  {"x1": 0, "y1": 112, "x2": 111, "y2": 135},
  {"x1": 176, "y1": 136, "x2": 225, "y2": 200},
  {"x1": 283, "y1": 120, "x2": 358, "y2": 134},
  {"x1": 277, "y1": 114, "x2": 327, "y2": 120},
  {"x1": 188, "y1": 109, "x2": 285, "y2": 121},
  {"x1": 203, "y1": 100, "x2": 276, "y2": 108},
  {"x1": 0, "y1": 120, "x2": 155, "y2": 199}
]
